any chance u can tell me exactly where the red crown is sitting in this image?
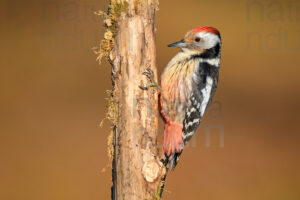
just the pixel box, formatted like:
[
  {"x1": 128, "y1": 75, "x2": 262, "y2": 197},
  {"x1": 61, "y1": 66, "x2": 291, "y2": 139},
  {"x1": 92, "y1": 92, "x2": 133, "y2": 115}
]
[{"x1": 191, "y1": 26, "x2": 220, "y2": 36}]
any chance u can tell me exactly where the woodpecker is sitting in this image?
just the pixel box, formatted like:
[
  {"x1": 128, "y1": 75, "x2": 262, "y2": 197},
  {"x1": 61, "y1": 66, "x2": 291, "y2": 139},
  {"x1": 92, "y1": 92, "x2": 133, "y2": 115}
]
[{"x1": 159, "y1": 26, "x2": 221, "y2": 170}]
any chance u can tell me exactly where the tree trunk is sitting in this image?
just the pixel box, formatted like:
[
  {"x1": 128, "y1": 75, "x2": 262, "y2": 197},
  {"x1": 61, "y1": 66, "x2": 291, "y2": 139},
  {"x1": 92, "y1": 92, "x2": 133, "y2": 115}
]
[{"x1": 100, "y1": 0, "x2": 165, "y2": 199}]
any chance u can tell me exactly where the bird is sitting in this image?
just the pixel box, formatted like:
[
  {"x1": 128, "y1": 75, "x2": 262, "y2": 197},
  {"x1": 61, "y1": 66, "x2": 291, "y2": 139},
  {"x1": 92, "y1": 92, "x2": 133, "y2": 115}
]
[{"x1": 158, "y1": 26, "x2": 222, "y2": 170}]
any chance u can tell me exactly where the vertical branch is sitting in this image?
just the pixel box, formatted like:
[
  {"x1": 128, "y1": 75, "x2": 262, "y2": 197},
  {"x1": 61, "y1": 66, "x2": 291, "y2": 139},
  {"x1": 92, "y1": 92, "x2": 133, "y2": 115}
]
[{"x1": 97, "y1": 0, "x2": 166, "y2": 199}]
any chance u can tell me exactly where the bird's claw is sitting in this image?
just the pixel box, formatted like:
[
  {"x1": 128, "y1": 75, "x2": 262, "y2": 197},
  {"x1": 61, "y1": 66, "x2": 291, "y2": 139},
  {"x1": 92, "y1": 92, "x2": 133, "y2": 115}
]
[
  {"x1": 142, "y1": 68, "x2": 155, "y2": 80},
  {"x1": 139, "y1": 68, "x2": 161, "y2": 91}
]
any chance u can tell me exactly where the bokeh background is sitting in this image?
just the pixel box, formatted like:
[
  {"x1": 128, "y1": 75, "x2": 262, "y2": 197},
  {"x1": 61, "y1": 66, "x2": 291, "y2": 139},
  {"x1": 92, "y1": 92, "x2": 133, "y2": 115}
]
[{"x1": 1, "y1": 0, "x2": 300, "y2": 199}]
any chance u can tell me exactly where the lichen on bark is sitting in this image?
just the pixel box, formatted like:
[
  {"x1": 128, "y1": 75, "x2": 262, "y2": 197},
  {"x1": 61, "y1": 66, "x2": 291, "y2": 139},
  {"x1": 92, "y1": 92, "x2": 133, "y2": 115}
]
[{"x1": 95, "y1": 0, "x2": 129, "y2": 64}]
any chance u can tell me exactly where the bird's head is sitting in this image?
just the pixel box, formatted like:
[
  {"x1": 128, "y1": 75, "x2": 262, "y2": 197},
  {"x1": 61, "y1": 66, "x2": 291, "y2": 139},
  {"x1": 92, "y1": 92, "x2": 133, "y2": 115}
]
[{"x1": 168, "y1": 26, "x2": 221, "y2": 57}]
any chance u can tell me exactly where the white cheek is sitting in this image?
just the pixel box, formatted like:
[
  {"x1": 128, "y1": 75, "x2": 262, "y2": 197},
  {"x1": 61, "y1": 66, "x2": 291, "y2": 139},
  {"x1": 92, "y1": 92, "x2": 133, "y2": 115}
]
[{"x1": 196, "y1": 32, "x2": 220, "y2": 49}]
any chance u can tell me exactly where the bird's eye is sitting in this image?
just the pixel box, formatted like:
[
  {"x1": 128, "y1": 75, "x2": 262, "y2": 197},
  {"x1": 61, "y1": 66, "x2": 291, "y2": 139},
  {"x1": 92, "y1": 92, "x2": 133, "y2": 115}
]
[{"x1": 195, "y1": 37, "x2": 201, "y2": 42}]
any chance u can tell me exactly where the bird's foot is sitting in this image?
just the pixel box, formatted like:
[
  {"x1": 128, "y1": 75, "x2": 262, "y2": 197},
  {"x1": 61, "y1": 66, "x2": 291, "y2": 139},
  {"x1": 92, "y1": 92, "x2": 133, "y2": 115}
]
[{"x1": 139, "y1": 68, "x2": 161, "y2": 91}]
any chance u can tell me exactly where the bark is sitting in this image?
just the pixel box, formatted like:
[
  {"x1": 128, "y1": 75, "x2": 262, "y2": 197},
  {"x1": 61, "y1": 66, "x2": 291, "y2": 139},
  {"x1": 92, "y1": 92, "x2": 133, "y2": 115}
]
[{"x1": 104, "y1": 0, "x2": 165, "y2": 199}]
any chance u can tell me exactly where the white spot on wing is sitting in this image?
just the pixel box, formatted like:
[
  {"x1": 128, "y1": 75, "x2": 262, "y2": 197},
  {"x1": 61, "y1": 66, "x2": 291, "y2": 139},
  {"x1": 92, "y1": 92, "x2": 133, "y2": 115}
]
[
  {"x1": 184, "y1": 131, "x2": 195, "y2": 138},
  {"x1": 187, "y1": 107, "x2": 196, "y2": 117},
  {"x1": 185, "y1": 118, "x2": 200, "y2": 127},
  {"x1": 200, "y1": 58, "x2": 220, "y2": 67},
  {"x1": 200, "y1": 76, "x2": 213, "y2": 116}
]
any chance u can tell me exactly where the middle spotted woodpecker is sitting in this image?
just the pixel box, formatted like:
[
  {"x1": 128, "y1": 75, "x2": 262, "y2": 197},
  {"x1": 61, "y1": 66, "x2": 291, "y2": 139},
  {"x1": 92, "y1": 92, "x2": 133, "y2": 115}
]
[{"x1": 159, "y1": 26, "x2": 222, "y2": 170}]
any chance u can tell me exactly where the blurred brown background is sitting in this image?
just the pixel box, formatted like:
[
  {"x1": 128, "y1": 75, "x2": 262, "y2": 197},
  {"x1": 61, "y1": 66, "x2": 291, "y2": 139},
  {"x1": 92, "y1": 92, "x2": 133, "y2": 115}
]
[{"x1": 1, "y1": 0, "x2": 300, "y2": 199}]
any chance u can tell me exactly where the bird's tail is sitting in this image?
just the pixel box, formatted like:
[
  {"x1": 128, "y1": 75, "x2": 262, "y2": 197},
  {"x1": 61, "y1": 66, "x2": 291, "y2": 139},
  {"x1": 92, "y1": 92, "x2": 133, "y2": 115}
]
[
  {"x1": 159, "y1": 123, "x2": 183, "y2": 197},
  {"x1": 161, "y1": 152, "x2": 182, "y2": 170}
]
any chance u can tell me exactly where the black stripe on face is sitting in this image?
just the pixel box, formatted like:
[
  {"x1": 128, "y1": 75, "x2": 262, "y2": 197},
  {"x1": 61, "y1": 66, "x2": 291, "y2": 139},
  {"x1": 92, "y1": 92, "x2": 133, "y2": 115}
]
[{"x1": 191, "y1": 43, "x2": 221, "y2": 59}]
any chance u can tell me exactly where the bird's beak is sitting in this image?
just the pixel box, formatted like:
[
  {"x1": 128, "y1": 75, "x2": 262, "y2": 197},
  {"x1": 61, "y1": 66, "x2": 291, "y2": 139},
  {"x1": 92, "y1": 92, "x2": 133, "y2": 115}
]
[{"x1": 168, "y1": 39, "x2": 187, "y2": 48}]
